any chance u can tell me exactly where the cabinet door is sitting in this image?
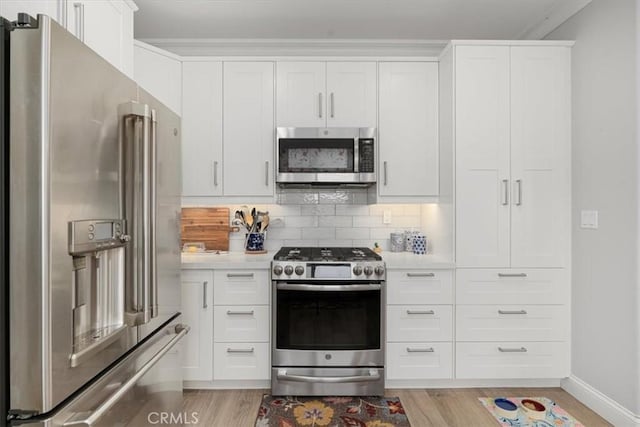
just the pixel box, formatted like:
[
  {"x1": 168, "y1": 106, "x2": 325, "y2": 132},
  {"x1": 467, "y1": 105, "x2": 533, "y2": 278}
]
[
  {"x1": 276, "y1": 62, "x2": 326, "y2": 127},
  {"x1": 455, "y1": 46, "x2": 511, "y2": 267},
  {"x1": 378, "y1": 62, "x2": 439, "y2": 197},
  {"x1": 181, "y1": 271, "x2": 213, "y2": 381},
  {"x1": 134, "y1": 44, "x2": 182, "y2": 115},
  {"x1": 510, "y1": 47, "x2": 570, "y2": 268},
  {"x1": 182, "y1": 61, "x2": 223, "y2": 196},
  {"x1": 326, "y1": 62, "x2": 376, "y2": 127},
  {"x1": 223, "y1": 62, "x2": 275, "y2": 196}
]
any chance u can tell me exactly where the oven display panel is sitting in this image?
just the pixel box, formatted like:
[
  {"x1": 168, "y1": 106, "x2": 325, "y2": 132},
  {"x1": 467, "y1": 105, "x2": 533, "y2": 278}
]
[{"x1": 311, "y1": 264, "x2": 351, "y2": 279}]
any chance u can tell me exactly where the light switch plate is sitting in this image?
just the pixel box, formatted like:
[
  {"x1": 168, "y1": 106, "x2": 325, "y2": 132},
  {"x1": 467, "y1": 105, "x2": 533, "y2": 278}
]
[
  {"x1": 580, "y1": 210, "x2": 598, "y2": 229},
  {"x1": 383, "y1": 211, "x2": 392, "y2": 224}
]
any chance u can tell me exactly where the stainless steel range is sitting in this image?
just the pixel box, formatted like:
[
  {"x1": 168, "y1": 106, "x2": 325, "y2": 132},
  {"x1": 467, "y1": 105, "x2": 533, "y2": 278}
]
[{"x1": 271, "y1": 247, "x2": 385, "y2": 396}]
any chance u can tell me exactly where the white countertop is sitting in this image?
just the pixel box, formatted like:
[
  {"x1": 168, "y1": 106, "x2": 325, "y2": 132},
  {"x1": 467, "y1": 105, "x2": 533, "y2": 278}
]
[{"x1": 181, "y1": 251, "x2": 453, "y2": 270}]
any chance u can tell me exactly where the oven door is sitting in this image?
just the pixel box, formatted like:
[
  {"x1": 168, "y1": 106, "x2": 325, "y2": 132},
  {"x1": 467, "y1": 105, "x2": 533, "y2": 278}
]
[{"x1": 272, "y1": 281, "x2": 384, "y2": 367}]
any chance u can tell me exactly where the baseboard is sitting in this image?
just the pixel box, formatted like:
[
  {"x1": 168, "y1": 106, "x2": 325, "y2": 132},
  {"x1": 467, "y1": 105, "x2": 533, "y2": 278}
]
[
  {"x1": 561, "y1": 375, "x2": 640, "y2": 427},
  {"x1": 385, "y1": 378, "x2": 562, "y2": 389}
]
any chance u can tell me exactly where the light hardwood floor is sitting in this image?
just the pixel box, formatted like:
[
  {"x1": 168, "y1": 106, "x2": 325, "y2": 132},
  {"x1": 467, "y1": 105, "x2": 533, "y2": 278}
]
[{"x1": 183, "y1": 388, "x2": 612, "y2": 426}]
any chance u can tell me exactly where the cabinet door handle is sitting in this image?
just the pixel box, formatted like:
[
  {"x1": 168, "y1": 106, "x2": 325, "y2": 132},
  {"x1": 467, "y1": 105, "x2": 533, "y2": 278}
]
[
  {"x1": 501, "y1": 179, "x2": 509, "y2": 206},
  {"x1": 226, "y1": 310, "x2": 254, "y2": 316},
  {"x1": 73, "y1": 2, "x2": 85, "y2": 42},
  {"x1": 406, "y1": 310, "x2": 435, "y2": 315},
  {"x1": 227, "y1": 273, "x2": 255, "y2": 278},
  {"x1": 213, "y1": 161, "x2": 219, "y2": 187},
  {"x1": 330, "y1": 92, "x2": 335, "y2": 118},
  {"x1": 498, "y1": 309, "x2": 527, "y2": 315},
  {"x1": 265, "y1": 161, "x2": 269, "y2": 186},
  {"x1": 497, "y1": 273, "x2": 527, "y2": 278},
  {"x1": 406, "y1": 272, "x2": 435, "y2": 278},
  {"x1": 406, "y1": 347, "x2": 435, "y2": 353},
  {"x1": 318, "y1": 93, "x2": 323, "y2": 118},
  {"x1": 202, "y1": 281, "x2": 208, "y2": 309},
  {"x1": 227, "y1": 347, "x2": 255, "y2": 354},
  {"x1": 498, "y1": 347, "x2": 527, "y2": 353},
  {"x1": 515, "y1": 179, "x2": 522, "y2": 206},
  {"x1": 383, "y1": 161, "x2": 388, "y2": 186}
]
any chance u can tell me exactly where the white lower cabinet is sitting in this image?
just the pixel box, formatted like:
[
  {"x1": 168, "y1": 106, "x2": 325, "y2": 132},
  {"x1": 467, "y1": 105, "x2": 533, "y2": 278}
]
[
  {"x1": 213, "y1": 305, "x2": 270, "y2": 342},
  {"x1": 387, "y1": 305, "x2": 453, "y2": 342},
  {"x1": 213, "y1": 342, "x2": 270, "y2": 381},
  {"x1": 456, "y1": 342, "x2": 568, "y2": 379},
  {"x1": 387, "y1": 343, "x2": 453, "y2": 380},
  {"x1": 181, "y1": 270, "x2": 214, "y2": 382}
]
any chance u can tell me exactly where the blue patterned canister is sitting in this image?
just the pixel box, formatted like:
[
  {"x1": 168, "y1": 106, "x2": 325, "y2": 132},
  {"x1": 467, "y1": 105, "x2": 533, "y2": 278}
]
[
  {"x1": 404, "y1": 231, "x2": 416, "y2": 252},
  {"x1": 245, "y1": 232, "x2": 265, "y2": 252},
  {"x1": 412, "y1": 234, "x2": 427, "y2": 255}
]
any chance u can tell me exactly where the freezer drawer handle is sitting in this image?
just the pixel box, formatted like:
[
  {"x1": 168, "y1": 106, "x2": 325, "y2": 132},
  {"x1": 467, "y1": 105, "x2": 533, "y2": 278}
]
[
  {"x1": 497, "y1": 273, "x2": 527, "y2": 278},
  {"x1": 498, "y1": 347, "x2": 527, "y2": 353},
  {"x1": 63, "y1": 324, "x2": 190, "y2": 426},
  {"x1": 277, "y1": 369, "x2": 381, "y2": 384}
]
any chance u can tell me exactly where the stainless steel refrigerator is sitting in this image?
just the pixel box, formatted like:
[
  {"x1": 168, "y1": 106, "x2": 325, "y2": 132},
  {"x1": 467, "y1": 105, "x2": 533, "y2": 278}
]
[{"x1": 1, "y1": 13, "x2": 186, "y2": 426}]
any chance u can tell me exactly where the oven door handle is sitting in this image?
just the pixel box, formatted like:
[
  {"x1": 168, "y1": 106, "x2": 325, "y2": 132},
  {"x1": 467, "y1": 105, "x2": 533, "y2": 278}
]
[
  {"x1": 276, "y1": 369, "x2": 381, "y2": 383},
  {"x1": 276, "y1": 283, "x2": 381, "y2": 292}
]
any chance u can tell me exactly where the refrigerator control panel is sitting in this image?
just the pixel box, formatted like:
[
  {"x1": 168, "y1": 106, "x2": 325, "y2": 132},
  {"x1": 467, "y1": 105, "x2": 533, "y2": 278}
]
[{"x1": 68, "y1": 219, "x2": 128, "y2": 254}]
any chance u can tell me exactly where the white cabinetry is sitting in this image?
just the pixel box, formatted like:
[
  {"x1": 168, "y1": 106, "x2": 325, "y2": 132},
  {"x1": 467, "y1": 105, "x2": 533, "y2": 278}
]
[
  {"x1": 1, "y1": 0, "x2": 137, "y2": 76},
  {"x1": 133, "y1": 42, "x2": 182, "y2": 115},
  {"x1": 181, "y1": 61, "x2": 223, "y2": 197},
  {"x1": 378, "y1": 62, "x2": 439, "y2": 198},
  {"x1": 276, "y1": 61, "x2": 376, "y2": 127},
  {"x1": 386, "y1": 270, "x2": 453, "y2": 382},
  {"x1": 223, "y1": 62, "x2": 275, "y2": 197},
  {"x1": 181, "y1": 270, "x2": 213, "y2": 381},
  {"x1": 453, "y1": 45, "x2": 570, "y2": 268}
]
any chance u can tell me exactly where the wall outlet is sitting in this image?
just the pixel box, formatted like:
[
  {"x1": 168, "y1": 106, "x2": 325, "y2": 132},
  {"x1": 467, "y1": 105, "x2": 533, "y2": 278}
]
[
  {"x1": 383, "y1": 211, "x2": 392, "y2": 224},
  {"x1": 580, "y1": 210, "x2": 598, "y2": 229}
]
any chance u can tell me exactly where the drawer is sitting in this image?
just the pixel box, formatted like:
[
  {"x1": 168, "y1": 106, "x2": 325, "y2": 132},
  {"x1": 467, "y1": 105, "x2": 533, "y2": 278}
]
[
  {"x1": 213, "y1": 269, "x2": 270, "y2": 305},
  {"x1": 456, "y1": 269, "x2": 568, "y2": 305},
  {"x1": 214, "y1": 306, "x2": 270, "y2": 342},
  {"x1": 213, "y1": 342, "x2": 270, "y2": 380},
  {"x1": 387, "y1": 270, "x2": 453, "y2": 305},
  {"x1": 386, "y1": 342, "x2": 453, "y2": 380},
  {"x1": 387, "y1": 305, "x2": 453, "y2": 342},
  {"x1": 456, "y1": 305, "x2": 567, "y2": 342},
  {"x1": 455, "y1": 342, "x2": 569, "y2": 379}
]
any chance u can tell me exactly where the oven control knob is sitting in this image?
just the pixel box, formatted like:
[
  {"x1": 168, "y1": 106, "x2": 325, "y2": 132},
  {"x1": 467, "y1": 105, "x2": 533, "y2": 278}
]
[
  {"x1": 363, "y1": 266, "x2": 374, "y2": 276},
  {"x1": 375, "y1": 266, "x2": 385, "y2": 276},
  {"x1": 295, "y1": 265, "x2": 305, "y2": 276},
  {"x1": 284, "y1": 265, "x2": 294, "y2": 275},
  {"x1": 353, "y1": 266, "x2": 363, "y2": 276},
  {"x1": 273, "y1": 265, "x2": 283, "y2": 276}
]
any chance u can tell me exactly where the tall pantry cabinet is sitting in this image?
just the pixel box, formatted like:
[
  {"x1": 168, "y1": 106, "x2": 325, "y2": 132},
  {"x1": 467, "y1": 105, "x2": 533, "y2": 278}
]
[{"x1": 441, "y1": 41, "x2": 572, "y2": 380}]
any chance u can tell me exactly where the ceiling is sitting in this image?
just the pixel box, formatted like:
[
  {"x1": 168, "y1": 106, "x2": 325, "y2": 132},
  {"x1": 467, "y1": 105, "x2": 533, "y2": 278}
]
[{"x1": 133, "y1": 0, "x2": 591, "y2": 41}]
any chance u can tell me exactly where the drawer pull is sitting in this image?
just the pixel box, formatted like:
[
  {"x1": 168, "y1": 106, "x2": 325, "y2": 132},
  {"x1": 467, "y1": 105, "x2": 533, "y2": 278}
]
[
  {"x1": 498, "y1": 310, "x2": 527, "y2": 315},
  {"x1": 498, "y1": 347, "x2": 527, "y2": 353},
  {"x1": 406, "y1": 273, "x2": 435, "y2": 278},
  {"x1": 497, "y1": 273, "x2": 527, "y2": 278},
  {"x1": 226, "y1": 310, "x2": 255, "y2": 316},
  {"x1": 226, "y1": 273, "x2": 255, "y2": 278},
  {"x1": 406, "y1": 310, "x2": 435, "y2": 315},
  {"x1": 226, "y1": 347, "x2": 255, "y2": 354},
  {"x1": 406, "y1": 347, "x2": 435, "y2": 353}
]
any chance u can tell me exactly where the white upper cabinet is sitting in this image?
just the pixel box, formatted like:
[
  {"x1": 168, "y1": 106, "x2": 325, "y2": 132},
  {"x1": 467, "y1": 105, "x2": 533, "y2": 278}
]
[
  {"x1": 510, "y1": 46, "x2": 570, "y2": 268},
  {"x1": 223, "y1": 62, "x2": 275, "y2": 197},
  {"x1": 453, "y1": 44, "x2": 570, "y2": 268},
  {"x1": 182, "y1": 61, "x2": 223, "y2": 197},
  {"x1": 133, "y1": 43, "x2": 182, "y2": 114},
  {"x1": 378, "y1": 62, "x2": 439, "y2": 197},
  {"x1": 455, "y1": 46, "x2": 511, "y2": 267},
  {"x1": 276, "y1": 62, "x2": 326, "y2": 127},
  {"x1": 1, "y1": 0, "x2": 136, "y2": 76},
  {"x1": 276, "y1": 61, "x2": 376, "y2": 128},
  {"x1": 326, "y1": 62, "x2": 377, "y2": 127}
]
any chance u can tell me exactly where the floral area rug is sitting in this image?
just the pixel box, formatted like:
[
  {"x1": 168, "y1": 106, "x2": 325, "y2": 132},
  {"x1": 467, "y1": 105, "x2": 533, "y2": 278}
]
[
  {"x1": 479, "y1": 397, "x2": 584, "y2": 427},
  {"x1": 255, "y1": 395, "x2": 411, "y2": 427}
]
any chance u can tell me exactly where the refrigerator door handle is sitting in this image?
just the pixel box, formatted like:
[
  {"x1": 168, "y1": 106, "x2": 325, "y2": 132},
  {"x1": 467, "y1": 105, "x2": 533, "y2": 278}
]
[
  {"x1": 150, "y1": 110, "x2": 158, "y2": 318},
  {"x1": 62, "y1": 324, "x2": 190, "y2": 426}
]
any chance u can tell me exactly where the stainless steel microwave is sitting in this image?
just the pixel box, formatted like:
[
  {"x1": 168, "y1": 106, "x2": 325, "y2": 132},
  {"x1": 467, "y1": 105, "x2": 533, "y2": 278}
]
[{"x1": 276, "y1": 127, "x2": 376, "y2": 186}]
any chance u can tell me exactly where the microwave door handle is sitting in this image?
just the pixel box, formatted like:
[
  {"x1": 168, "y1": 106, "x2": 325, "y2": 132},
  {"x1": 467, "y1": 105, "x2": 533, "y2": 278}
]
[{"x1": 354, "y1": 138, "x2": 359, "y2": 173}]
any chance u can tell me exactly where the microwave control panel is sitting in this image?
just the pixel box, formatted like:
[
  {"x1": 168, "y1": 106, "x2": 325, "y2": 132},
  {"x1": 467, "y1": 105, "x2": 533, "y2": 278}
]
[{"x1": 359, "y1": 138, "x2": 375, "y2": 173}]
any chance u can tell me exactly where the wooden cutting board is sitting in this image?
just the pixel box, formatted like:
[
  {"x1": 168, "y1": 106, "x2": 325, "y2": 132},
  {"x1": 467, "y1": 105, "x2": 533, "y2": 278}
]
[{"x1": 181, "y1": 207, "x2": 235, "y2": 251}]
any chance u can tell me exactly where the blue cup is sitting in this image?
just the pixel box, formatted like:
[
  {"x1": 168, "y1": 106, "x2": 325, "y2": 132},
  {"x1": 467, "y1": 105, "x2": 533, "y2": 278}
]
[{"x1": 245, "y1": 232, "x2": 265, "y2": 252}]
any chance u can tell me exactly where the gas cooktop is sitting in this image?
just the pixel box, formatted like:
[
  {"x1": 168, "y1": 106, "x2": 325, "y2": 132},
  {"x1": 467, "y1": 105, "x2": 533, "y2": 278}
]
[
  {"x1": 272, "y1": 247, "x2": 385, "y2": 280},
  {"x1": 274, "y1": 247, "x2": 382, "y2": 262}
]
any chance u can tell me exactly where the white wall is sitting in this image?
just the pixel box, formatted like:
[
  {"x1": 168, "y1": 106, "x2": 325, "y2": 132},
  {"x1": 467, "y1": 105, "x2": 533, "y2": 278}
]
[{"x1": 547, "y1": 0, "x2": 639, "y2": 417}]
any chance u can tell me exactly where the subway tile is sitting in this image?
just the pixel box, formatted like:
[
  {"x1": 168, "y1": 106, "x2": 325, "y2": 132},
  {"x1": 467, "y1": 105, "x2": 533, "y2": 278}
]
[
  {"x1": 284, "y1": 216, "x2": 318, "y2": 227},
  {"x1": 370, "y1": 228, "x2": 400, "y2": 239},
  {"x1": 336, "y1": 205, "x2": 370, "y2": 216},
  {"x1": 284, "y1": 239, "x2": 317, "y2": 247},
  {"x1": 267, "y1": 204, "x2": 301, "y2": 216},
  {"x1": 319, "y1": 191, "x2": 350, "y2": 204},
  {"x1": 264, "y1": 239, "x2": 284, "y2": 251},
  {"x1": 352, "y1": 216, "x2": 384, "y2": 228},
  {"x1": 277, "y1": 192, "x2": 319, "y2": 204},
  {"x1": 301, "y1": 205, "x2": 336, "y2": 216},
  {"x1": 266, "y1": 227, "x2": 302, "y2": 240},
  {"x1": 335, "y1": 228, "x2": 370, "y2": 239},
  {"x1": 394, "y1": 216, "x2": 422, "y2": 227},
  {"x1": 402, "y1": 205, "x2": 422, "y2": 216},
  {"x1": 319, "y1": 216, "x2": 353, "y2": 227},
  {"x1": 317, "y1": 239, "x2": 353, "y2": 247},
  {"x1": 302, "y1": 227, "x2": 336, "y2": 239}
]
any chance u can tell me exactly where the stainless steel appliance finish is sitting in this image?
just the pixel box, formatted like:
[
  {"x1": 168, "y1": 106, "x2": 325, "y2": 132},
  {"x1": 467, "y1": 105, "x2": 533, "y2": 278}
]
[
  {"x1": 5, "y1": 14, "x2": 185, "y2": 424},
  {"x1": 271, "y1": 247, "x2": 385, "y2": 396},
  {"x1": 276, "y1": 127, "x2": 376, "y2": 185}
]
